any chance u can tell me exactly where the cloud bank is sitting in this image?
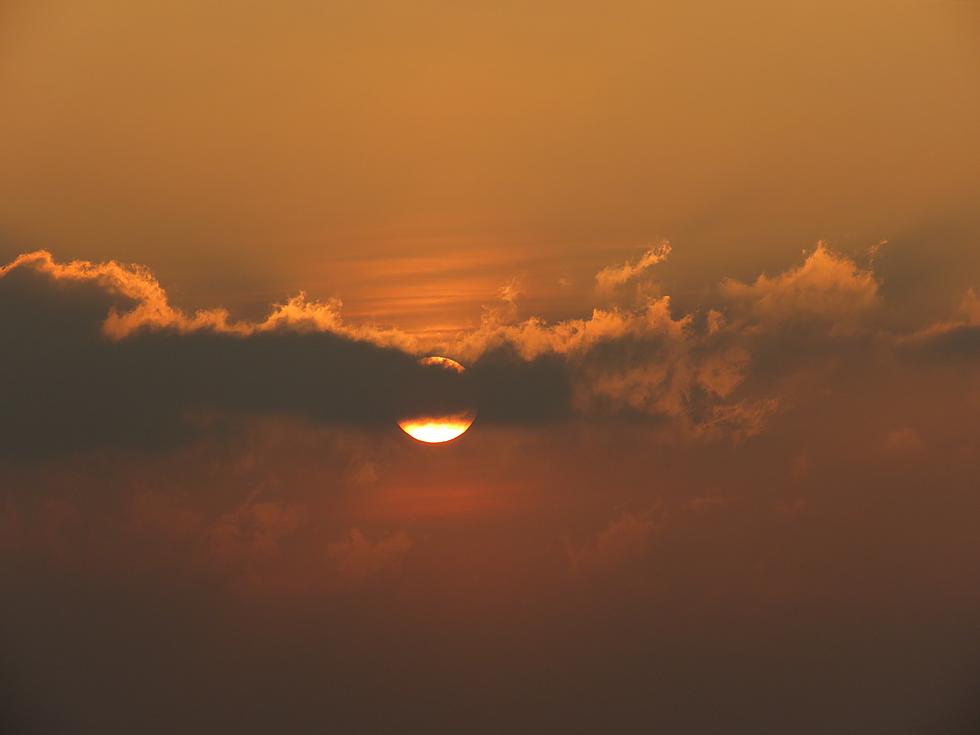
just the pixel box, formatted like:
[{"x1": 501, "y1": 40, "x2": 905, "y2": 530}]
[{"x1": 2, "y1": 242, "x2": 976, "y2": 456}]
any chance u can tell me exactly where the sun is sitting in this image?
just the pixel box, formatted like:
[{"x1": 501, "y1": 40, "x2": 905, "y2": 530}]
[
  {"x1": 397, "y1": 357, "x2": 476, "y2": 443},
  {"x1": 398, "y1": 412, "x2": 476, "y2": 443}
]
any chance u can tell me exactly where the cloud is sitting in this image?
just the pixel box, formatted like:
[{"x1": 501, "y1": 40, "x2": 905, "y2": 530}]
[
  {"x1": 595, "y1": 241, "x2": 672, "y2": 293},
  {"x1": 899, "y1": 288, "x2": 980, "y2": 354},
  {"x1": 204, "y1": 499, "x2": 309, "y2": 568},
  {"x1": 568, "y1": 511, "x2": 657, "y2": 575},
  {"x1": 452, "y1": 280, "x2": 768, "y2": 438},
  {"x1": 326, "y1": 528, "x2": 414, "y2": 579},
  {"x1": 0, "y1": 252, "x2": 476, "y2": 456},
  {"x1": 719, "y1": 242, "x2": 880, "y2": 336},
  {"x1": 4, "y1": 242, "x2": 972, "y2": 456},
  {"x1": 0, "y1": 249, "x2": 418, "y2": 348},
  {"x1": 478, "y1": 277, "x2": 524, "y2": 328},
  {"x1": 447, "y1": 243, "x2": 963, "y2": 441}
]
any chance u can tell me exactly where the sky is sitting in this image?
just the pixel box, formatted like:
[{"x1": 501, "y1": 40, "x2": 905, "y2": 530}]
[{"x1": 2, "y1": 1, "x2": 980, "y2": 733}]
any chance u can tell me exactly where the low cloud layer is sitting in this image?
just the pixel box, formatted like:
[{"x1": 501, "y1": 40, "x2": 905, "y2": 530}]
[
  {"x1": 1, "y1": 252, "x2": 476, "y2": 456},
  {"x1": 2, "y1": 242, "x2": 976, "y2": 456}
]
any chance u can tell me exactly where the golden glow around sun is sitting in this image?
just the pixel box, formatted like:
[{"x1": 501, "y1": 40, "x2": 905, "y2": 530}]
[
  {"x1": 398, "y1": 412, "x2": 476, "y2": 443},
  {"x1": 398, "y1": 356, "x2": 475, "y2": 443}
]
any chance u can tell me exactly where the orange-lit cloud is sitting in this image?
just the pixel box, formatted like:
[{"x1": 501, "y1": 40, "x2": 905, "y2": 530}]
[
  {"x1": 720, "y1": 242, "x2": 880, "y2": 336},
  {"x1": 594, "y1": 241, "x2": 672, "y2": 294},
  {"x1": 0, "y1": 249, "x2": 418, "y2": 349}
]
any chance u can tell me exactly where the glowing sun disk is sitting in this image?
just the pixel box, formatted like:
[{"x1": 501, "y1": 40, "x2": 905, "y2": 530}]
[{"x1": 398, "y1": 415, "x2": 475, "y2": 443}]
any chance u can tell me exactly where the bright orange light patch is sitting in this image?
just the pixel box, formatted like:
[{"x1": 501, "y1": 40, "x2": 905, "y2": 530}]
[{"x1": 398, "y1": 413, "x2": 476, "y2": 443}]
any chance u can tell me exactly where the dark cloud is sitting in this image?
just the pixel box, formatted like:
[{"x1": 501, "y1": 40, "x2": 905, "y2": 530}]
[
  {"x1": 4, "y1": 243, "x2": 978, "y2": 457},
  {"x1": 0, "y1": 255, "x2": 535, "y2": 456},
  {"x1": 468, "y1": 345, "x2": 573, "y2": 423},
  {"x1": 0, "y1": 263, "x2": 429, "y2": 456}
]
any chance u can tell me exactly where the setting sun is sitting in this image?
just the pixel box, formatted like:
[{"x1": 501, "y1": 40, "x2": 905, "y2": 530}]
[
  {"x1": 398, "y1": 356, "x2": 475, "y2": 443},
  {"x1": 398, "y1": 413, "x2": 476, "y2": 443}
]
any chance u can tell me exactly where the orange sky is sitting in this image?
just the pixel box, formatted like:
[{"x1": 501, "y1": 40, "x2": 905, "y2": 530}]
[{"x1": 2, "y1": 0, "x2": 979, "y2": 334}]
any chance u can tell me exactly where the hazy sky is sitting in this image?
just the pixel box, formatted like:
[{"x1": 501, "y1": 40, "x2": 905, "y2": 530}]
[
  {"x1": 2, "y1": 0, "x2": 979, "y2": 329},
  {"x1": 2, "y1": 3, "x2": 980, "y2": 733}
]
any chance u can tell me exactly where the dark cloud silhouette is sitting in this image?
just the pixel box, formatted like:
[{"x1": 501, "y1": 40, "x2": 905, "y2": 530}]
[
  {"x1": 468, "y1": 345, "x2": 573, "y2": 423},
  {"x1": 0, "y1": 255, "x2": 533, "y2": 456},
  {"x1": 0, "y1": 263, "x2": 439, "y2": 456},
  {"x1": 3, "y1": 244, "x2": 979, "y2": 457}
]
